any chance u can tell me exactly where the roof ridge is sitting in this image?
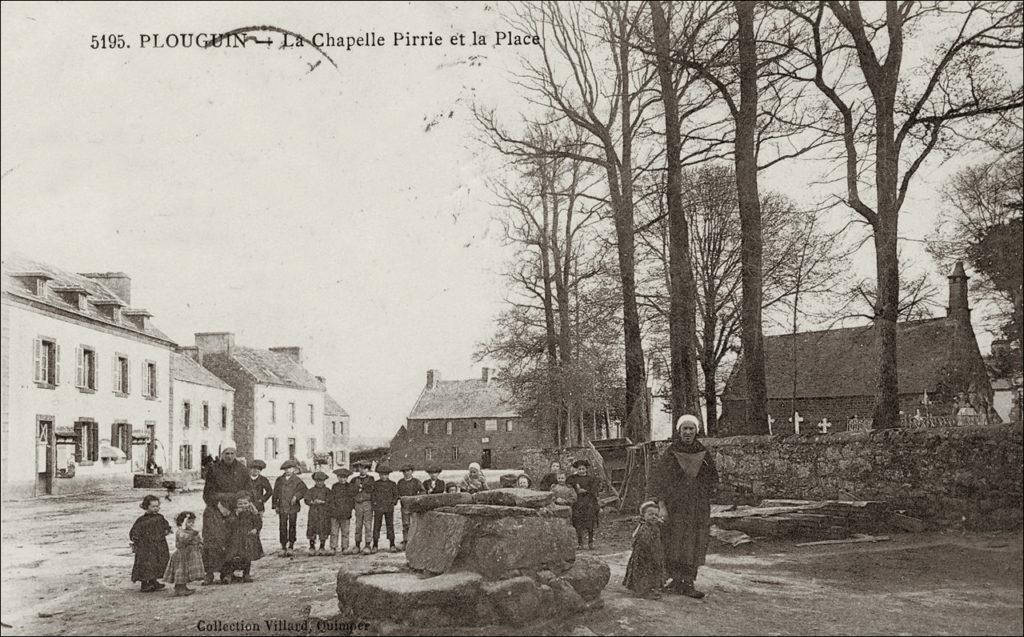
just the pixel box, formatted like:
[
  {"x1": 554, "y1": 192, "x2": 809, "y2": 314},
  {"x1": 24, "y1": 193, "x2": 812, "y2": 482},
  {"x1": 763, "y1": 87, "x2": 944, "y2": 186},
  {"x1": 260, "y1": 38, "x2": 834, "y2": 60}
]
[{"x1": 765, "y1": 316, "x2": 947, "y2": 340}]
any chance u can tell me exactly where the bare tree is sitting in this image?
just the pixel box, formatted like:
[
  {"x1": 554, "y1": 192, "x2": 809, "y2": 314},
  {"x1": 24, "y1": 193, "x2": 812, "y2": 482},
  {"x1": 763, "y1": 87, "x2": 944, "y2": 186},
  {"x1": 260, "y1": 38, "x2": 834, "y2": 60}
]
[
  {"x1": 478, "y1": 1, "x2": 661, "y2": 441},
  {"x1": 778, "y1": 0, "x2": 1023, "y2": 427}
]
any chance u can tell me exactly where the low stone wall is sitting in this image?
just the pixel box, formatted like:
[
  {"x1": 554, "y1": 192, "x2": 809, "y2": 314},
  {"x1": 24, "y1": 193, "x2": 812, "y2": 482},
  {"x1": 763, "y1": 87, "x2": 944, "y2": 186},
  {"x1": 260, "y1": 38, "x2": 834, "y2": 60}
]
[
  {"x1": 627, "y1": 423, "x2": 1023, "y2": 529},
  {"x1": 520, "y1": 446, "x2": 602, "y2": 483}
]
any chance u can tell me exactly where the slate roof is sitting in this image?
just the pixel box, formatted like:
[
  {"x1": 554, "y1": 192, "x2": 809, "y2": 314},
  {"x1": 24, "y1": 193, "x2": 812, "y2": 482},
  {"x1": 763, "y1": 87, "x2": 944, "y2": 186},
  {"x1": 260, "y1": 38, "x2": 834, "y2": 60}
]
[
  {"x1": 325, "y1": 393, "x2": 349, "y2": 417},
  {"x1": 224, "y1": 346, "x2": 325, "y2": 391},
  {"x1": 2, "y1": 252, "x2": 175, "y2": 345},
  {"x1": 722, "y1": 317, "x2": 965, "y2": 400},
  {"x1": 408, "y1": 379, "x2": 520, "y2": 420},
  {"x1": 171, "y1": 352, "x2": 234, "y2": 392}
]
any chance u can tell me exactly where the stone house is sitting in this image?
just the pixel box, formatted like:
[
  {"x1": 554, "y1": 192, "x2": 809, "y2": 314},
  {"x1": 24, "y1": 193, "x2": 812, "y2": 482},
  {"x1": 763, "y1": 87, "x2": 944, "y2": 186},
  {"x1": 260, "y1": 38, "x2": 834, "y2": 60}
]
[
  {"x1": 189, "y1": 333, "x2": 325, "y2": 472},
  {"x1": 389, "y1": 368, "x2": 538, "y2": 470},
  {"x1": 321, "y1": 381, "x2": 351, "y2": 469},
  {"x1": 720, "y1": 262, "x2": 994, "y2": 435},
  {"x1": 2, "y1": 254, "x2": 175, "y2": 498},
  {"x1": 168, "y1": 350, "x2": 235, "y2": 474}
]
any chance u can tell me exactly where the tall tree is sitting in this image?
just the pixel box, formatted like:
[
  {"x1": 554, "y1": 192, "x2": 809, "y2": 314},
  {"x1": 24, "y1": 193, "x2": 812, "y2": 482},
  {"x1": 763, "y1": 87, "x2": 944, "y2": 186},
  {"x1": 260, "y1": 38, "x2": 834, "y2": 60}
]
[
  {"x1": 779, "y1": 0, "x2": 1023, "y2": 427},
  {"x1": 479, "y1": 1, "x2": 659, "y2": 441}
]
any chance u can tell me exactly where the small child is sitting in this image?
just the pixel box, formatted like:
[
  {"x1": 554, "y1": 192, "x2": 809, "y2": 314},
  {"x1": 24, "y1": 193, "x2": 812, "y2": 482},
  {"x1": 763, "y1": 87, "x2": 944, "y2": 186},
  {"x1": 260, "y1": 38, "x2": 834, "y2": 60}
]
[
  {"x1": 370, "y1": 466, "x2": 399, "y2": 553},
  {"x1": 164, "y1": 511, "x2": 204, "y2": 596},
  {"x1": 225, "y1": 492, "x2": 264, "y2": 581},
  {"x1": 623, "y1": 501, "x2": 666, "y2": 599},
  {"x1": 445, "y1": 484, "x2": 460, "y2": 494},
  {"x1": 423, "y1": 466, "x2": 446, "y2": 494},
  {"x1": 330, "y1": 468, "x2": 355, "y2": 555},
  {"x1": 130, "y1": 494, "x2": 171, "y2": 593},
  {"x1": 304, "y1": 472, "x2": 332, "y2": 555},
  {"x1": 549, "y1": 471, "x2": 578, "y2": 508},
  {"x1": 516, "y1": 474, "x2": 533, "y2": 489}
]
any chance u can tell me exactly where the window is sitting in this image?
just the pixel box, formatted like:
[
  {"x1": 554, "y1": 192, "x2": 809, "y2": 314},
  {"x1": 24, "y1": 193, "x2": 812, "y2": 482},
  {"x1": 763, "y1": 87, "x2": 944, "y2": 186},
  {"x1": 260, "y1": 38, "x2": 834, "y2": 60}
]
[
  {"x1": 265, "y1": 437, "x2": 279, "y2": 460},
  {"x1": 452, "y1": 446, "x2": 460, "y2": 461},
  {"x1": 183, "y1": 401, "x2": 191, "y2": 428},
  {"x1": 143, "y1": 361, "x2": 157, "y2": 397},
  {"x1": 505, "y1": 420, "x2": 513, "y2": 432},
  {"x1": 114, "y1": 355, "x2": 129, "y2": 394},
  {"x1": 422, "y1": 421, "x2": 430, "y2": 435},
  {"x1": 33, "y1": 337, "x2": 60, "y2": 385},
  {"x1": 332, "y1": 421, "x2": 338, "y2": 435},
  {"x1": 76, "y1": 346, "x2": 97, "y2": 390},
  {"x1": 484, "y1": 419, "x2": 498, "y2": 432},
  {"x1": 339, "y1": 420, "x2": 345, "y2": 436},
  {"x1": 111, "y1": 422, "x2": 132, "y2": 459},
  {"x1": 202, "y1": 403, "x2": 209, "y2": 429},
  {"x1": 309, "y1": 404, "x2": 315, "y2": 424},
  {"x1": 289, "y1": 402, "x2": 296, "y2": 423},
  {"x1": 74, "y1": 421, "x2": 99, "y2": 462},
  {"x1": 179, "y1": 444, "x2": 193, "y2": 470},
  {"x1": 221, "y1": 405, "x2": 228, "y2": 429},
  {"x1": 269, "y1": 400, "x2": 276, "y2": 423},
  {"x1": 446, "y1": 421, "x2": 453, "y2": 435},
  {"x1": 425, "y1": 447, "x2": 435, "y2": 461}
]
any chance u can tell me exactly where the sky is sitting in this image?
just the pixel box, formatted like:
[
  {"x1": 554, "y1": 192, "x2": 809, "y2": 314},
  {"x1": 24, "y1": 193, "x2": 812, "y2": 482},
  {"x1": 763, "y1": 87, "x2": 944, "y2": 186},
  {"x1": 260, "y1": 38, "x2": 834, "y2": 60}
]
[{"x1": 2, "y1": 2, "x2": 1015, "y2": 441}]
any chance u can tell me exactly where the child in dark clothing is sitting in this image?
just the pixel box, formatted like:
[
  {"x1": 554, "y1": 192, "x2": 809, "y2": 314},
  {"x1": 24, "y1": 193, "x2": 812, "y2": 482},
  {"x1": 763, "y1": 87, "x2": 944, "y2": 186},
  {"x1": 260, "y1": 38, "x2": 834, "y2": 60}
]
[
  {"x1": 329, "y1": 468, "x2": 356, "y2": 555},
  {"x1": 224, "y1": 492, "x2": 264, "y2": 582},
  {"x1": 395, "y1": 464, "x2": 423, "y2": 549},
  {"x1": 130, "y1": 494, "x2": 171, "y2": 592},
  {"x1": 304, "y1": 472, "x2": 332, "y2": 555},
  {"x1": 422, "y1": 467, "x2": 446, "y2": 495},
  {"x1": 623, "y1": 501, "x2": 666, "y2": 599},
  {"x1": 272, "y1": 459, "x2": 307, "y2": 556},
  {"x1": 370, "y1": 466, "x2": 399, "y2": 553}
]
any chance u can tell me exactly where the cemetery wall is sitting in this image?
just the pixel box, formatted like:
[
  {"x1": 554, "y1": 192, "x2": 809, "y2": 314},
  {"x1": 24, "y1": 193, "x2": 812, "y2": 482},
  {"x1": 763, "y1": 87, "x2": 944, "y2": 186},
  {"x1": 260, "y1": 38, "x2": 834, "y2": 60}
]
[{"x1": 637, "y1": 423, "x2": 1023, "y2": 529}]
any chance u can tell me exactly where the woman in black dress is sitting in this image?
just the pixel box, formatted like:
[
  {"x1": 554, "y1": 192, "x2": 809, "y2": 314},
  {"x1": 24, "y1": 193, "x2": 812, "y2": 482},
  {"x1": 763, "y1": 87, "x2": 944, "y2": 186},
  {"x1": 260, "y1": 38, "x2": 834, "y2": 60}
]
[
  {"x1": 567, "y1": 459, "x2": 601, "y2": 550},
  {"x1": 129, "y1": 494, "x2": 171, "y2": 592}
]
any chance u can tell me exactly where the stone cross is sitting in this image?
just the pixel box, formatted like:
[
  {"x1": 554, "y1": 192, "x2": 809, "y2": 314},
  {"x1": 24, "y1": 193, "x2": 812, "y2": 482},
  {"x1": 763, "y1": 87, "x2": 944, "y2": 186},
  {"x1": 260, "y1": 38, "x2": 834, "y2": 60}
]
[
  {"x1": 817, "y1": 418, "x2": 832, "y2": 434},
  {"x1": 790, "y1": 411, "x2": 804, "y2": 434},
  {"x1": 767, "y1": 414, "x2": 775, "y2": 435}
]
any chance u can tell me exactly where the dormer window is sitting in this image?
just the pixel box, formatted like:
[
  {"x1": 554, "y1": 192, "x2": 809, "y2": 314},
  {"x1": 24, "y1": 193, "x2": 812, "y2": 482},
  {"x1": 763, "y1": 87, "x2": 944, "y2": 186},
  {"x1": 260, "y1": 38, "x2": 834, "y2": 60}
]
[
  {"x1": 10, "y1": 272, "x2": 53, "y2": 298},
  {"x1": 123, "y1": 309, "x2": 152, "y2": 331},
  {"x1": 51, "y1": 285, "x2": 90, "y2": 311},
  {"x1": 91, "y1": 298, "x2": 125, "y2": 322}
]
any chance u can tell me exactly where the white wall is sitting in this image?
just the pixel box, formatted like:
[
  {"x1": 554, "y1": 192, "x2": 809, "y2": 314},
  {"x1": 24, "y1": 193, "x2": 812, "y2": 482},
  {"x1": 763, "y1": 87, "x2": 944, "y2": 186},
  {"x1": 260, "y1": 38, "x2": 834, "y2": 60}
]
[
  {"x1": 2, "y1": 302, "x2": 171, "y2": 493},
  {"x1": 252, "y1": 383, "x2": 324, "y2": 471},
  {"x1": 170, "y1": 378, "x2": 234, "y2": 472}
]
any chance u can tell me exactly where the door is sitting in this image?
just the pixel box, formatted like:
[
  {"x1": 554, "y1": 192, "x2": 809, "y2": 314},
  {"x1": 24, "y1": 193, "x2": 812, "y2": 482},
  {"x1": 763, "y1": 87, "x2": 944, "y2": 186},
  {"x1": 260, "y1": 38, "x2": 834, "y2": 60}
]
[
  {"x1": 36, "y1": 419, "x2": 55, "y2": 495},
  {"x1": 288, "y1": 438, "x2": 297, "y2": 460},
  {"x1": 480, "y1": 448, "x2": 492, "y2": 469}
]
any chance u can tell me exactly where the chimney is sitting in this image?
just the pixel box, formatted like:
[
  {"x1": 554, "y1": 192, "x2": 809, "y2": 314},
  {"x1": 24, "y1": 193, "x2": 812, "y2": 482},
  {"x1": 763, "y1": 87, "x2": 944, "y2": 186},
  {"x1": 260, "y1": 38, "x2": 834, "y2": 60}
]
[
  {"x1": 269, "y1": 347, "x2": 302, "y2": 364},
  {"x1": 426, "y1": 369, "x2": 440, "y2": 389},
  {"x1": 481, "y1": 367, "x2": 493, "y2": 383},
  {"x1": 947, "y1": 261, "x2": 970, "y2": 324},
  {"x1": 195, "y1": 332, "x2": 235, "y2": 356},
  {"x1": 80, "y1": 272, "x2": 131, "y2": 304}
]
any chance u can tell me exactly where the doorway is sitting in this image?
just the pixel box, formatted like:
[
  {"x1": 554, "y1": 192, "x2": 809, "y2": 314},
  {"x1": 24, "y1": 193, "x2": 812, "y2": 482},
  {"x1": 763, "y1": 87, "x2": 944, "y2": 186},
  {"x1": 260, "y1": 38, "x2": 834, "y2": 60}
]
[
  {"x1": 288, "y1": 438, "x2": 297, "y2": 460},
  {"x1": 36, "y1": 418, "x2": 55, "y2": 495},
  {"x1": 480, "y1": 448, "x2": 492, "y2": 469}
]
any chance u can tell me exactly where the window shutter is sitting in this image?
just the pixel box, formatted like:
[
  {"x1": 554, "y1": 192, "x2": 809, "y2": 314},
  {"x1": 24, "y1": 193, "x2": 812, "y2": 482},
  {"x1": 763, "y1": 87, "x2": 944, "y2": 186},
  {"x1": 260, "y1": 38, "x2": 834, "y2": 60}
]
[
  {"x1": 76, "y1": 347, "x2": 84, "y2": 387},
  {"x1": 33, "y1": 338, "x2": 42, "y2": 382},
  {"x1": 90, "y1": 424, "x2": 99, "y2": 461},
  {"x1": 112, "y1": 356, "x2": 118, "y2": 392},
  {"x1": 126, "y1": 360, "x2": 131, "y2": 394},
  {"x1": 125, "y1": 424, "x2": 133, "y2": 460},
  {"x1": 111, "y1": 422, "x2": 118, "y2": 446},
  {"x1": 74, "y1": 424, "x2": 83, "y2": 462},
  {"x1": 54, "y1": 343, "x2": 62, "y2": 385}
]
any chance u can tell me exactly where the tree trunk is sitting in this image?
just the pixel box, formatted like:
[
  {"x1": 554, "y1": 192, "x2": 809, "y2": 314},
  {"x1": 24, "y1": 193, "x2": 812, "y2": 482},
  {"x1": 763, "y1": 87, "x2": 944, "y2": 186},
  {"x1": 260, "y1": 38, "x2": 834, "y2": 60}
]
[
  {"x1": 702, "y1": 359, "x2": 718, "y2": 437},
  {"x1": 651, "y1": 0, "x2": 701, "y2": 429},
  {"x1": 872, "y1": 108, "x2": 902, "y2": 428},
  {"x1": 734, "y1": 1, "x2": 769, "y2": 434}
]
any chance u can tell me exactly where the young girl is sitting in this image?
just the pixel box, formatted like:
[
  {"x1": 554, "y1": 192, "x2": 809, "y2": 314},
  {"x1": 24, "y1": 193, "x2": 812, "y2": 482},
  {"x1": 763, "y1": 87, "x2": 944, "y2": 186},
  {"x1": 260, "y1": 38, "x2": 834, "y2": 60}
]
[
  {"x1": 164, "y1": 511, "x2": 204, "y2": 596},
  {"x1": 225, "y1": 492, "x2": 264, "y2": 582},
  {"x1": 548, "y1": 471, "x2": 578, "y2": 508},
  {"x1": 623, "y1": 501, "x2": 666, "y2": 599},
  {"x1": 515, "y1": 474, "x2": 533, "y2": 489},
  {"x1": 567, "y1": 460, "x2": 601, "y2": 550},
  {"x1": 130, "y1": 494, "x2": 171, "y2": 592}
]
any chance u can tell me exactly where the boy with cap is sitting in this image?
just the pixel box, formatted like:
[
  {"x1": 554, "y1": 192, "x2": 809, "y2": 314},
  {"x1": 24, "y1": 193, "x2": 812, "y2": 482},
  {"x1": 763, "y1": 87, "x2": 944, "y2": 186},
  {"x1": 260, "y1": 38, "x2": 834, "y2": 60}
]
[
  {"x1": 396, "y1": 464, "x2": 423, "y2": 549},
  {"x1": 423, "y1": 466, "x2": 446, "y2": 495},
  {"x1": 329, "y1": 468, "x2": 355, "y2": 555},
  {"x1": 304, "y1": 471, "x2": 332, "y2": 555},
  {"x1": 271, "y1": 459, "x2": 307, "y2": 556},
  {"x1": 370, "y1": 466, "x2": 400, "y2": 553},
  {"x1": 248, "y1": 459, "x2": 273, "y2": 514},
  {"x1": 349, "y1": 462, "x2": 375, "y2": 555}
]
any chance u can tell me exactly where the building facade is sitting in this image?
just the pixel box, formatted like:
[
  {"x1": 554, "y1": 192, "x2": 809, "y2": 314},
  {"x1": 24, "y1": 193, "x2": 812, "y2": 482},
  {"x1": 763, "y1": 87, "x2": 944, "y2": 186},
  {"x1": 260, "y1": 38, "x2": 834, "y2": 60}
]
[
  {"x1": 322, "y1": 385, "x2": 351, "y2": 469},
  {"x1": 720, "y1": 262, "x2": 995, "y2": 435},
  {"x1": 389, "y1": 368, "x2": 537, "y2": 470},
  {"x1": 2, "y1": 255, "x2": 175, "y2": 498},
  {"x1": 169, "y1": 351, "x2": 235, "y2": 474},
  {"x1": 191, "y1": 333, "x2": 325, "y2": 472}
]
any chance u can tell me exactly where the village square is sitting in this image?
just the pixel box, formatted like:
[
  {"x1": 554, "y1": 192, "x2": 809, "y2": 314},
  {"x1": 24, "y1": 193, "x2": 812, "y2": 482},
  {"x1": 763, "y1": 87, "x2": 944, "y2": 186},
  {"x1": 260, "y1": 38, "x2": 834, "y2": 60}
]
[{"x1": 1, "y1": 1, "x2": 1022, "y2": 636}]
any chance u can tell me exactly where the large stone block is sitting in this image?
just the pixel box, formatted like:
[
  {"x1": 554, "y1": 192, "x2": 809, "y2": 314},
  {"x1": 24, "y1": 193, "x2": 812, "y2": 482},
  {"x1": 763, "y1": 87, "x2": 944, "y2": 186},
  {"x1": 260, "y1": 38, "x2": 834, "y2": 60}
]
[
  {"x1": 560, "y1": 554, "x2": 610, "y2": 601},
  {"x1": 406, "y1": 511, "x2": 472, "y2": 574},
  {"x1": 401, "y1": 492, "x2": 474, "y2": 513},
  {"x1": 481, "y1": 576, "x2": 543, "y2": 626},
  {"x1": 435, "y1": 504, "x2": 540, "y2": 517},
  {"x1": 472, "y1": 488, "x2": 554, "y2": 508},
  {"x1": 337, "y1": 569, "x2": 483, "y2": 622},
  {"x1": 456, "y1": 515, "x2": 576, "y2": 579}
]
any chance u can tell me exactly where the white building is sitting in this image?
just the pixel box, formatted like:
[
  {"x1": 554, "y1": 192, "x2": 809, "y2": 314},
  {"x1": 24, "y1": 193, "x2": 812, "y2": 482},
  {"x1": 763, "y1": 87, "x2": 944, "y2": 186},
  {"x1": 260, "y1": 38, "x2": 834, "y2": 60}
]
[
  {"x1": 323, "y1": 387, "x2": 351, "y2": 469},
  {"x1": 191, "y1": 333, "x2": 325, "y2": 472},
  {"x1": 1, "y1": 254, "x2": 175, "y2": 498},
  {"x1": 169, "y1": 350, "x2": 235, "y2": 474}
]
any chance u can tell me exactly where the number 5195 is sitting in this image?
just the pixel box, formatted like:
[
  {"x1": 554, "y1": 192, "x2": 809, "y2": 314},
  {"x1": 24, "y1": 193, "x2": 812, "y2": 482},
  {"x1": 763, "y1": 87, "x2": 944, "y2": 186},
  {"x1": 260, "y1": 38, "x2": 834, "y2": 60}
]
[{"x1": 91, "y1": 34, "x2": 127, "y2": 49}]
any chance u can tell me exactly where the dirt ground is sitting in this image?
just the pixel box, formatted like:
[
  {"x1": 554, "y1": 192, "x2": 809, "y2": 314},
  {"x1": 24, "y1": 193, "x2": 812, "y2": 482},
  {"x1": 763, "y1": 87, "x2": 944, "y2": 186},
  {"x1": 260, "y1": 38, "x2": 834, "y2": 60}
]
[{"x1": 1, "y1": 488, "x2": 1021, "y2": 636}]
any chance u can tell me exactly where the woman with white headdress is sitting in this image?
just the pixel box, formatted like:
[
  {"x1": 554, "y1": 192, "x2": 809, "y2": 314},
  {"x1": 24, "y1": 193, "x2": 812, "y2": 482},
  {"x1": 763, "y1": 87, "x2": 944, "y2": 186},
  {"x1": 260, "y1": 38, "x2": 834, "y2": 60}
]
[
  {"x1": 458, "y1": 462, "x2": 489, "y2": 494},
  {"x1": 646, "y1": 414, "x2": 718, "y2": 598}
]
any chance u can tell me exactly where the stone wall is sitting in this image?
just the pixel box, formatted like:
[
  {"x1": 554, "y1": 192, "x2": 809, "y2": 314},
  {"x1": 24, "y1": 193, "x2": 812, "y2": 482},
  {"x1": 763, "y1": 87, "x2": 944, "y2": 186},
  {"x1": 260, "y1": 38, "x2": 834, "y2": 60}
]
[
  {"x1": 389, "y1": 417, "x2": 548, "y2": 470},
  {"x1": 628, "y1": 423, "x2": 1023, "y2": 529},
  {"x1": 519, "y1": 446, "x2": 603, "y2": 484}
]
